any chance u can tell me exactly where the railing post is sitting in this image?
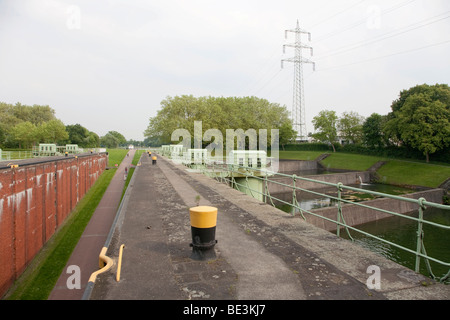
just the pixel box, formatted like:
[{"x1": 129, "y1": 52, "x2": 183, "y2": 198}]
[
  {"x1": 292, "y1": 175, "x2": 297, "y2": 217},
  {"x1": 264, "y1": 172, "x2": 267, "y2": 204},
  {"x1": 415, "y1": 198, "x2": 426, "y2": 273},
  {"x1": 230, "y1": 164, "x2": 234, "y2": 189},
  {"x1": 336, "y1": 182, "x2": 343, "y2": 237}
]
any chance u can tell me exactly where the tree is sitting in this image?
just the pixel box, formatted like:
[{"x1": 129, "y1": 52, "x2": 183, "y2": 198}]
[
  {"x1": 362, "y1": 113, "x2": 386, "y2": 149},
  {"x1": 0, "y1": 102, "x2": 22, "y2": 147},
  {"x1": 144, "y1": 95, "x2": 294, "y2": 148},
  {"x1": 0, "y1": 101, "x2": 60, "y2": 148},
  {"x1": 85, "y1": 131, "x2": 100, "y2": 148},
  {"x1": 279, "y1": 120, "x2": 297, "y2": 150},
  {"x1": 311, "y1": 110, "x2": 338, "y2": 152},
  {"x1": 13, "y1": 103, "x2": 55, "y2": 125},
  {"x1": 338, "y1": 111, "x2": 364, "y2": 144},
  {"x1": 391, "y1": 94, "x2": 449, "y2": 162},
  {"x1": 66, "y1": 124, "x2": 89, "y2": 146},
  {"x1": 35, "y1": 119, "x2": 69, "y2": 144},
  {"x1": 100, "y1": 133, "x2": 119, "y2": 148},
  {"x1": 107, "y1": 131, "x2": 127, "y2": 146},
  {"x1": 11, "y1": 121, "x2": 37, "y2": 149},
  {"x1": 385, "y1": 84, "x2": 450, "y2": 162}
]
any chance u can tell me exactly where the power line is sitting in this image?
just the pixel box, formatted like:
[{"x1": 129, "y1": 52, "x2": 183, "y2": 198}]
[
  {"x1": 315, "y1": 12, "x2": 450, "y2": 60},
  {"x1": 308, "y1": 0, "x2": 367, "y2": 29},
  {"x1": 251, "y1": 68, "x2": 283, "y2": 96},
  {"x1": 316, "y1": 39, "x2": 450, "y2": 72},
  {"x1": 239, "y1": 48, "x2": 281, "y2": 96},
  {"x1": 313, "y1": 0, "x2": 418, "y2": 43}
]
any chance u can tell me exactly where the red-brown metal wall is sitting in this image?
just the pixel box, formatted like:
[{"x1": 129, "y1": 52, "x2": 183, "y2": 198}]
[{"x1": 0, "y1": 153, "x2": 107, "y2": 297}]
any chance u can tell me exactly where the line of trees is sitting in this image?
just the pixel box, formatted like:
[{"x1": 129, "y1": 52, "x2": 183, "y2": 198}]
[
  {"x1": 144, "y1": 95, "x2": 297, "y2": 148},
  {"x1": 0, "y1": 102, "x2": 129, "y2": 149},
  {"x1": 310, "y1": 84, "x2": 450, "y2": 162}
]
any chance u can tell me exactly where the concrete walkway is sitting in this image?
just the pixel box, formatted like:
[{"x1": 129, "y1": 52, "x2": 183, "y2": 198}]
[
  {"x1": 88, "y1": 153, "x2": 450, "y2": 300},
  {"x1": 48, "y1": 150, "x2": 135, "y2": 300}
]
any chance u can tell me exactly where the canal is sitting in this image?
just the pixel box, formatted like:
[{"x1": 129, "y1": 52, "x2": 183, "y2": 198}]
[
  {"x1": 276, "y1": 183, "x2": 414, "y2": 212},
  {"x1": 340, "y1": 206, "x2": 450, "y2": 283},
  {"x1": 275, "y1": 183, "x2": 449, "y2": 282}
]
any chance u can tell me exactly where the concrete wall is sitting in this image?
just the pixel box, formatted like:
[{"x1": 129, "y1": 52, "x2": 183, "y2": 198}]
[
  {"x1": 303, "y1": 188, "x2": 445, "y2": 231},
  {"x1": 0, "y1": 153, "x2": 107, "y2": 297},
  {"x1": 278, "y1": 159, "x2": 318, "y2": 174},
  {"x1": 268, "y1": 171, "x2": 371, "y2": 195}
]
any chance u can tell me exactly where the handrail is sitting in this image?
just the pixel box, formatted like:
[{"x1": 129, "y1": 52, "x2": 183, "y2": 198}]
[{"x1": 200, "y1": 162, "x2": 450, "y2": 283}]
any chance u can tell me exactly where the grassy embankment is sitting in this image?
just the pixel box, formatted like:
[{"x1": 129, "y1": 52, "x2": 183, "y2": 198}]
[
  {"x1": 5, "y1": 149, "x2": 129, "y2": 300},
  {"x1": 279, "y1": 151, "x2": 450, "y2": 188}
]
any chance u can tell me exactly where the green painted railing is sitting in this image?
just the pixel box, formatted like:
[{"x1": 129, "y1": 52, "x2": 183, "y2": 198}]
[{"x1": 200, "y1": 162, "x2": 450, "y2": 283}]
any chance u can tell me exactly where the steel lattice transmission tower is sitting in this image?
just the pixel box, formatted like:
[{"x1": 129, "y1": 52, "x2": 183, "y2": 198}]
[{"x1": 282, "y1": 20, "x2": 315, "y2": 141}]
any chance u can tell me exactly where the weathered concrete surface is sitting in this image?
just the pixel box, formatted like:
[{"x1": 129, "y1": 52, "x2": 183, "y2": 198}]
[
  {"x1": 91, "y1": 154, "x2": 450, "y2": 300},
  {"x1": 278, "y1": 159, "x2": 318, "y2": 174}
]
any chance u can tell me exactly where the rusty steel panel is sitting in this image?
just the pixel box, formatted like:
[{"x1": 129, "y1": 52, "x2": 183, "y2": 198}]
[
  {"x1": 0, "y1": 154, "x2": 107, "y2": 298},
  {"x1": 13, "y1": 167, "x2": 27, "y2": 277},
  {"x1": 0, "y1": 169, "x2": 14, "y2": 297}
]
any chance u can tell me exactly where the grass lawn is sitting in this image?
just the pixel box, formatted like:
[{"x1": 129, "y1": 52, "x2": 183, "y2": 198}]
[
  {"x1": 278, "y1": 150, "x2": 326, "y2": 161},
  {"x1": 108, "y1": 148, "x2": 129, "y2": 167},
  {"x1": 279, "y1": 150, "x2": 384, "y2": 171},
  {"x1": 5, "y1": 149, "x2": 127, "y2": 300},
  {"x1": 376, "y1": 160, "x2": 450, "y2": 188},
  {"x1": 279, "y1": 150, "x2": 450, "y2": 188},
  {"x1": 320, "y1": 153, "x2": 385, "y2": 171},
  {"x1": 224, "y1": 150, "x2": 380, "y2": 167}
]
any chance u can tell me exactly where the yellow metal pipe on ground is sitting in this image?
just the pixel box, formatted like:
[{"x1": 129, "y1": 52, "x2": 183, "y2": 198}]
[
  {"x1": 88, "y1": 247, "x2": 114, "y2": 283},
  {"x1": 116, "y1": 244, "x2": 125, "y2": 282}
]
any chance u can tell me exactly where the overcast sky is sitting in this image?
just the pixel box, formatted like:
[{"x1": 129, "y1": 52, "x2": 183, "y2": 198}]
[{"x1": 0, "y1": 0, "x2": 449, "y2": 141}]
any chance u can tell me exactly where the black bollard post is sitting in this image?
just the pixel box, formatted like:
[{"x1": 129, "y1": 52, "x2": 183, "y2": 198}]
[{"x1": 189, "y1": 206, "x2": 217, "y2": 261}]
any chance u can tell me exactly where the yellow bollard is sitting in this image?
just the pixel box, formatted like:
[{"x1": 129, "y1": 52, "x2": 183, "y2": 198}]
[{"x1": 189, "y1": 206, "x2": 218, "y2": 261}]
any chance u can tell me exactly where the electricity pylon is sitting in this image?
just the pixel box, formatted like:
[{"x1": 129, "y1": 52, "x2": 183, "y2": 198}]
[{"x1": 282, "y1": 20, "x2": 315, "y2": 141}]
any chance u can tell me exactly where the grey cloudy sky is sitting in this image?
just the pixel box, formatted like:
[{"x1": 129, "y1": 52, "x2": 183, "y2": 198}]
[{"x1": 0, "y1": 0, "x2": 449, "y2": 141}]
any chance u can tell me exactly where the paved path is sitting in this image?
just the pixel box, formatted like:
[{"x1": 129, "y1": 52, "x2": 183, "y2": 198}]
[
  {"x1": 48, "y1": 150, "x2": 135, "y2": 300},
  {"x1": 87, "y1": 153, "x2": 450, "y2": 300}
]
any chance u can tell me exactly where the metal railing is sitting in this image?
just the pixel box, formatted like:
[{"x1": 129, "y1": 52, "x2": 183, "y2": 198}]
[
  {"x1": 0, "y1": 150, "x2": 34, "y2": 161},
  {"x1": 198, "y1": 162, "x2": 450, "y2": 283}
]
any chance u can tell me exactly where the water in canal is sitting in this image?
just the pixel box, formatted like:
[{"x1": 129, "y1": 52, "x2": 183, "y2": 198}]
[
  {"x1": 276, "y1": 183, "x2": 450, "y2": 282},
  {"x1": 276, "y1": 183, "x2": 414, "y2": 212},
  {"x1": 340, "y1": 206, "x2": 450, "y2": 282}
]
